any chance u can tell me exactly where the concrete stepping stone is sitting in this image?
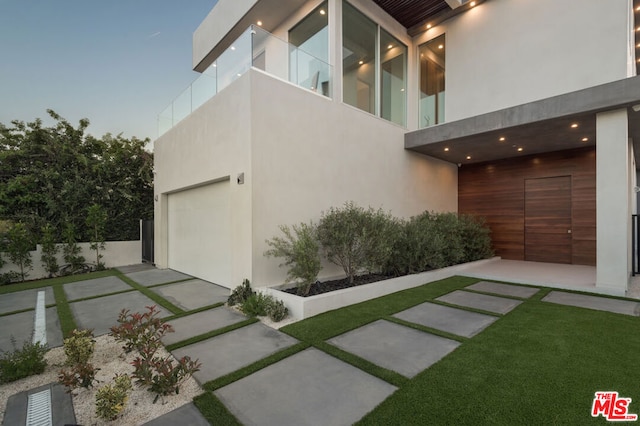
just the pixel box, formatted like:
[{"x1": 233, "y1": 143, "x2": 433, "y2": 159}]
[
  {"x1": 3, "y1": 383, "x2": 75, "y2": 426},
  {"x1": 437, "y1": 290, "x2": 522, "y2": 314},
  {"x1": 162, "y1": 307, "x2": 246, "y2": 346},
  {"x1": 151, "y1": 279, "x2": 229, "y2": 311},
  {"x1": 172, "y1": 322, "x2": 298, "y2": 384},
  {"x1": 0, "y1": 307, "x2": 63, "y2": 352},
  {"x1": 215, "y1": 348, "x2": 397, "y2": 426},
  {"x1": 142, "y1": 402, "x2": 209, "y2": 426},
  {"x1": 327, "y1": 320, "x2": 460, "y2": 378},
  {"x1": 125, "y1": 269, "x2": 191, "y2": 287},
  {"x1": 542, "y1": 291, "x2": 640, "y2": 316},
  {"x1": 393, "y1": 302, "x2": 498, "y2": 338},
  {"x1": 63, "y1": 276, "x2": 132, "y2": 301},
  {"x1": 0, "y1": 287, "x2": 54, "y2": 315},
  {"x1": 466, "y1": 281, "x2": 539, "y2": 298},
  {"x1": 70, "y1": 292, "x2": 170, "y2": 336}
]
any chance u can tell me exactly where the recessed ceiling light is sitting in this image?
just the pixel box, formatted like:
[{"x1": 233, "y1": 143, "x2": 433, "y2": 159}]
[
  {"x1": 388, "y1": 44, "x2": 393, "y2": 49},
  {"x1": 438, "y1": 44, "x2": 444, "y2": 49},
  {"x1": 517, "y1": 147, "x2": 523, "y2": 152},
  {"x1": 444, "y1": 147, "x2": 449, "y2": 152},
  {"x1": 213, "y1": 63, "x2": 217, "y2": 67},
  {"x1": 470, "y1": 1, "x2": 476, "y2": 6},
  {"x1": 231, "y1": 46, "x2": 236, "y2": 51},
  {"x1": 320, "y1": 9, "x2": 326, "y2": 15},
  {"x1": 570, "y1": 123, "x2": 578, "y2": 128},
  {"x1": 257, "y1": 20, "x2": 263, "y2": 26},
  {"x1": 637, "y1": 26, "x2": 640, "y2": 31},
  {"x1": 358, "y1": 60, "x2": 364, "y2": 65},
  {"x1": 426, "y1": 24, "x2": 432, "y2": 29},
  {"x1": 400, "y1": 88, "x2": 405, "y2": 92},
  {"x1": 637, "y1": 43, "x2": 640, "y2": 48},
  {"x1": 466, "y1": 155, "x2": 471, "y2": 160},
  {"x1": 637, "y1": 5, "x2": 640, "y2": 11},
  {"x1": 237, "y1": 73, "x2": 242, "y2": 77},
  {"x1": 582, "y1": 137, "x2": 589, "y2": 142},
  {"x1": 499, "y1": 137, "x2": 506, "y2": 141}
]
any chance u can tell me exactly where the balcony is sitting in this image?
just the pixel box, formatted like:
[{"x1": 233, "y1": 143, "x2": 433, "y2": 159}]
[{"x1": 158, "y1": 25, "x2": 333, "y2": 137}]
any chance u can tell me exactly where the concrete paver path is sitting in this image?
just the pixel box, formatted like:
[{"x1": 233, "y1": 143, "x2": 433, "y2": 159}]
[
  {"x1": 0, "y1": 288, "x2": 54, "y2": 315},
  {"x1": 466, "y1": 281, "x2": 539, "y2": 298},
  {"x1": 0, "y1": 307, "x2": 62, "y2": 352},
  {"x1": 125, "y1": 269, "x2": 191, "y2": 287},
  {"x1": 437, "y1": 290, "x2": 522, "y2": 314},
  {"x1": 151, "y1": 280, "x2": 229, "y2": 311},
  {"x1": 162, "y1": 307, "x2": 246, "y2": 346},
  {"x1": 542, "y1": 291, "x2": 640, "y2": 316},
  {"x1": 215, "y1": 348, "x2": 397, "y2": 426},
  {"x1": 393, "y1": 301, "x2": 498, "y2": 338},
  {"x1": 63, "y1": 276, "x2": 132, "y2": 301},
  {"x1": 328, "y1": 319, "x2": 460, "y2": 378}
]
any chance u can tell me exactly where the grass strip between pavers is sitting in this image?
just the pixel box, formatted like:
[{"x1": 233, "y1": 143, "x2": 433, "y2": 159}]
[
  {"x1": 164, "y1": 318, "x2": 259, "y2": 352},
  {"x1": 162, "y1": 302, "x2": 226, "y2": 322},
  {"x1": 193, "y1": 392, "x2": 242, "y2": 426},
  {"x1": 0, "y1": 270, "x2": 117, "y2": 295},
  {"x1": 314, "y1": 341, "x2": 409, "y2": 388},
  {"x1": 66, "y1": 288, "x2": 136, "y2": 304},
  {"x1": 146, "y1": 278, "x2": 195, "y2": 289},
  {"x1": 0, "y1": 307, "x2": 35, "y2": 318},
  {"x1": 203, "y1": 341, "x2": 311, "y2": 392},
  {"x1": 383, "y1": 316, "x2": 467, "y2": 343},
  {"x1": 52, "y1": 284, "x2": 77, "y2": 338},
  {"x1": 114, "y1": 272, "x2": 184, "y2": 315}
]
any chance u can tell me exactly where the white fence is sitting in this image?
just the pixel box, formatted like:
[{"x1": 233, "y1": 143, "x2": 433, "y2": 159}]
[{"x1": 0, "y1": 241, "x2": 142, "y2": 281}]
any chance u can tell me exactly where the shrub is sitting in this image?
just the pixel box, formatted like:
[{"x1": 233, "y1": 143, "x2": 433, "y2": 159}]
[
  {"x1": 40, "y1": 223, "x2": 60, "y2": 277},
  {"x1": 227, "y1": 279, "x2": 254, "y2": 306},
  {"x1": 59, "y1": 328, "x2": 99, "y2": 391},
  {"x1": 63, "y1": 329, "x2": 95, "y2": 366},
  {"x1": 317, "y1": 202, "x2": 398, "y2": 283},
  {"x1": 95, "y1": 374, "x2": 132, "y2": 421},
  {"x1": 265, "y1": 222, "x2": 321, "y2": 296},
  {"x1": 385, "y1": 212, "x2": 493, "y2": 275},
  {"x1": 0, "y1": 338, "x2": 48, "y2": 384},
  {"x1": 109, "y1": 305, "x2": 173, "y2": 355},
  {"x1": 241, "y1": 293, "x2": 269, "y2": 317},
  {"x1": 131, "y1": 355, "x2": 200, "y2": 403},
  {"x1": 265, "y1": 298, "x2": 288, "y2": 322},
  {"x1": 6, "y1": 222, "x2": 34, "y2": 282},
  {"x1": 0, "y1": 272, "x2": 21, "y2": 286}
]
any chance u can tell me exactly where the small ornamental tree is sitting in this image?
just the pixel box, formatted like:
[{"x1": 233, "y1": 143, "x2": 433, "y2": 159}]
[
  {"x1": 265, "y1": 222, "x2": 321, "y2": 296},
  {"x1": 6, "y1": 223, "x2": 33, "y2": 281},
  {"x1": 40, "y1": 223, "x2": 60, "y2": 277},
  {"x1": 86, "y1": 204, "x2": 107, "y2": 270},
  {"x1": 62, "y1": 223, "x2": 85, "y2": 274}
]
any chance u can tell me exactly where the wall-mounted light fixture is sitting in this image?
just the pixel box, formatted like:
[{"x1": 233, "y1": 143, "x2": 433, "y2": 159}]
[{"x1": 237, "y1": 172, "x2": 245, "y2": 185}]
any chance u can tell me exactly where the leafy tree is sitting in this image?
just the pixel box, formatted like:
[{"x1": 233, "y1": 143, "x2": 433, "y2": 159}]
[
  {"x1": 0, "y1": 110, "x2": 153, "y2": 243},
  {"x1": 40, "y1": 223, "x2": 60, "y2": 277},
  {"x1": 6, "y1": 223, "x2": 33, "y2": 281},
  {"x1": 62, "y1": 223, "x2": 85, "y2": 275},
  {"x1": 265, "y1": 222, "x2": 321, "y2": 296},
  {"x1": 86, "y1": 204, "x2": 107, "y2": 270}
]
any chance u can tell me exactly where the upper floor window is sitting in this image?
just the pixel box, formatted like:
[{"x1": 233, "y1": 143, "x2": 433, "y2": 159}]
[
  {"x1": 342, "y1": 2, "x2": 406, "y2": 126},
  {"x1": 289, "y1": 2, "x2": 329, "y2": 95},
  {"x1": 419, "y1": 34, "x2": 445, "y2": 128}
]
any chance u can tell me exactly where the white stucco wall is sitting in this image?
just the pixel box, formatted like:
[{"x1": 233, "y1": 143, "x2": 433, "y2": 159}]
[
  {"x1": 416, "y1": 0, "x2": 630, "y2": 123},
  {"x1": 0, "y1": 241, "x2": 141, "y2": 281},
  {"x1": 248, "y1": 70, "x2": 457, "y2": 287},
  {"x1": 154, "y1": 73, "x2": 254, "y2": 288}
]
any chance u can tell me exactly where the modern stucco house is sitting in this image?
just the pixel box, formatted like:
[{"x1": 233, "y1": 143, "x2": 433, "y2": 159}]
[{"x1": 154, "y1": 0, "x2": 640, "y2": 297}]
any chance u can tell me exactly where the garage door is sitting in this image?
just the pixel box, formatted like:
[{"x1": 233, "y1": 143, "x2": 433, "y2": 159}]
[{"x1": 167, "y1": 181, "x2": 232, "y2": 287}]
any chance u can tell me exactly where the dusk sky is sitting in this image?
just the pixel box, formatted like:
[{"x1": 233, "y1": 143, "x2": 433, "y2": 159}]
[{"x1": 0, "y1": 0, "x2": 218, "y2": 144}]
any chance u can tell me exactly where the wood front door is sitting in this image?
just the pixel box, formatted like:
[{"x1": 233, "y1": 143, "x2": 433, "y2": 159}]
[{"x1": 524, "y1": 176, "x2": 572, "y2": 263}]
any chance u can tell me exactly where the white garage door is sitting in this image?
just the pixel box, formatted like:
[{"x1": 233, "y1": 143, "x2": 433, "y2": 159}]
[{"x1": 167, "y1": 181, "x2": 232, "y2": 287}]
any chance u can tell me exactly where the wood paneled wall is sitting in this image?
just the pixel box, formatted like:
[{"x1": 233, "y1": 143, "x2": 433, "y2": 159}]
[{"x1": 458, "y1": 147, "x2": 596, "y2": 265}]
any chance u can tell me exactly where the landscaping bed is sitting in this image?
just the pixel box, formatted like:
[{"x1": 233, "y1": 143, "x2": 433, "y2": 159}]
[{"x1": 281, "y1": 273, "x2": 392, "y2": 297}]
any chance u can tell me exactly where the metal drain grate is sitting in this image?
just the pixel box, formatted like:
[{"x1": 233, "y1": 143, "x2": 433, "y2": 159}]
[{"x1": 26, "y1": 388, "x2": 52, "y2": 426}]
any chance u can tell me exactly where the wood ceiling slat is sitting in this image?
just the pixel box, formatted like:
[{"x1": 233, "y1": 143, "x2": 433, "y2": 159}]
[{"x1": 373, "y1": 0, "x2": 450, "y2": 29}]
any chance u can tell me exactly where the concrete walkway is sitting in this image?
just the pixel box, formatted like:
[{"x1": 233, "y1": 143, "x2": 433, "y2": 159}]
[{"x1": 4, "y1": 267, "x2": 640, "y2": 425}]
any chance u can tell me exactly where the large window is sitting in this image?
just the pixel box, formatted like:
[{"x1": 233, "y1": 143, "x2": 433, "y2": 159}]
[
  {"x1": 419, "y1": 35, "x2": 445, "y2": 128},
  {"x1": 380, "y1": 29, "x2": 406, "y2": 126},
  {"x1": 289, "y1": 2, "x2": 329, "y2": 95},
  {"x1": 343, "y1": 2, "x2": 406, "y2": 125}
]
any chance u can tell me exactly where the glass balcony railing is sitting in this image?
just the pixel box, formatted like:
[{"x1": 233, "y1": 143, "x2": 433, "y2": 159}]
[{"x1": 158, "y1": 25, "x2": 333, "y2": 137}]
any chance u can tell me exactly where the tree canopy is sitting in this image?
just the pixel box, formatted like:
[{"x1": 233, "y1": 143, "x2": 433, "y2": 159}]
[{"x1": 0, "y1": 110, "x2": 153, "y2": 242}]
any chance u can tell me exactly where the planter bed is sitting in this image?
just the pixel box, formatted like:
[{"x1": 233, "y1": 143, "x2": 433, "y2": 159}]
[{"x1": 263, "y1": 257, "x2": 498, "y2": 320}]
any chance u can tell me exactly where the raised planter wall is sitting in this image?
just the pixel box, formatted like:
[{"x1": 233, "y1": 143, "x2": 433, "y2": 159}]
[
  {"x1": 262, "y1": 257, "x2": 499, "y2": 320},
  {"x1": 0, "y1": 240, "x2": 142, "y2": 281}
]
